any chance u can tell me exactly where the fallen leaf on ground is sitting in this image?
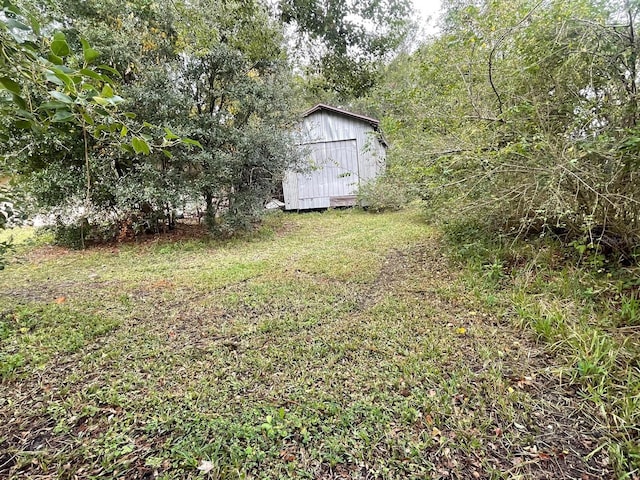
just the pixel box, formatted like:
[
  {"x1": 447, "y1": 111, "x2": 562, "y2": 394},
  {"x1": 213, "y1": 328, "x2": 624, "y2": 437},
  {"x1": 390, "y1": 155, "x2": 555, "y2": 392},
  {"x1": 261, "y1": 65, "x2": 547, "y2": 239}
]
[
  {"x1": 54, "y1": 296, "x2": 66, "y2": 304},
  {"x1": 197, "y1": 460, "x2": 214, "y2": 473},
  {"x1": 279, "y1": 450, "x2": 296, "y2": 462}
]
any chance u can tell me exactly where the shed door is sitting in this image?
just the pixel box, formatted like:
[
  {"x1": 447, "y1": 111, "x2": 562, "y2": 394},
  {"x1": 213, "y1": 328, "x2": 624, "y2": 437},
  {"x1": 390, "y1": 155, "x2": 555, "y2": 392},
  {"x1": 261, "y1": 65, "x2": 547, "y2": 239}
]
[{"x1": 298, "y1": 139, "x2": 359, "y2": 206}]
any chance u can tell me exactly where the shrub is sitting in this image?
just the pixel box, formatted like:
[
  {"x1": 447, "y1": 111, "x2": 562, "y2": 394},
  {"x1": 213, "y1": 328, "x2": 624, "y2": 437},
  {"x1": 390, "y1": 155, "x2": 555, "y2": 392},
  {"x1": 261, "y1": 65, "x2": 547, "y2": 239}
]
[{"x1": 357, "y1": 176, "x2": 409, "y2": 212}]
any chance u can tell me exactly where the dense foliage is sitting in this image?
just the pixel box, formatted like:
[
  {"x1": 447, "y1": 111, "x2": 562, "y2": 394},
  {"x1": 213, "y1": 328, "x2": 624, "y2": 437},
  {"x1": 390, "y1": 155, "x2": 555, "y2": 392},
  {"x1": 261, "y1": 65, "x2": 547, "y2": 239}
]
[
  {"x1": 0, "y1": 0, "x2": 184, "y2": 249},
  {"x1": 1, "y1": 0, "x2": 296, "y2": 242},
  {"x1": 378, "y1": 0, "x2": 640, "y2": 260},
  {"x1": 280, "y1": 0, "x2": 416, "y2": 100}
]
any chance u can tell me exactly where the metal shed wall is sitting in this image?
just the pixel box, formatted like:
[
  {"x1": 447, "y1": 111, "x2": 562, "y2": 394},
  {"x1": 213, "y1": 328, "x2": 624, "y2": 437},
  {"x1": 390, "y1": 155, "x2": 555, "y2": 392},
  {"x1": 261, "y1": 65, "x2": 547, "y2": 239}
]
[{"x1": 283, "y1": 109, "x2": 386, "y2": 210}]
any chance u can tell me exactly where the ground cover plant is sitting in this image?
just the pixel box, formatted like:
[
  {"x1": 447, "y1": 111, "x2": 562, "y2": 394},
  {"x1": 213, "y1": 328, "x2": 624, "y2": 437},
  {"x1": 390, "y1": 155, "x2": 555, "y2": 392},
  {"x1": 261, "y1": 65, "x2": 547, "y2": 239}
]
[{"x1": 0, "y1": 209, "x2": 632, "y2": 479}]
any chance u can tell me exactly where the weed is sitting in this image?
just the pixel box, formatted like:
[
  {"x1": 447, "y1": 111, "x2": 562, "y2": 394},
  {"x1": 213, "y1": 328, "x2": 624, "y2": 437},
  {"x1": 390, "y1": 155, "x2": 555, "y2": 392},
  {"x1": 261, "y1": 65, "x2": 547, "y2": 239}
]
[
  {"x1": 0, "y1": 209, "x2": 623, "y2": 479},
  {"x1": 446, "y1": 222, "x2": 640, "y2": 476},
  {"x1": 620, "y1": 292, "x2": 640, "y2": 326}
]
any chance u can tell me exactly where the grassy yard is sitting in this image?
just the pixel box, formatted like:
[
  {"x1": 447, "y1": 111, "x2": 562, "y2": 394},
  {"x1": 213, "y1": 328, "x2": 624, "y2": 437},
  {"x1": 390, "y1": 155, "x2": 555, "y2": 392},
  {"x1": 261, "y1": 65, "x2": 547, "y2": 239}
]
[{"x1": 0, "y1": 209, "x2": 628, "y2": 479}]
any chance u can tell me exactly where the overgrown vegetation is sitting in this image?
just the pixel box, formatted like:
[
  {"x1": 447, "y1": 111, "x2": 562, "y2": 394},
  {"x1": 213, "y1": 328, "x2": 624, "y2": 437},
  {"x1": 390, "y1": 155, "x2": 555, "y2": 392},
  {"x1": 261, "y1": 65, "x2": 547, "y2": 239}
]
[
  {"x1": 2, "y1": 0, "x2": 640, "y2": 477},
  {"x1": 357, "y1": 176, "x2": 410, "y2": 212},
  {"x1": 378, "y1": 0, "x2": 640, "y2": 258},
  {"x1": 0, "y1": 210, "x2": 627, "y2": 478},
  {"x1": 0, "y1": 0, "x2": 300, "y2": 243},
  {"x1": 441, "y1": 217, "x2": 640, "y2": 475},
  {"x1": 366, "y1": 7, "x2": 640, "y2": 470}
]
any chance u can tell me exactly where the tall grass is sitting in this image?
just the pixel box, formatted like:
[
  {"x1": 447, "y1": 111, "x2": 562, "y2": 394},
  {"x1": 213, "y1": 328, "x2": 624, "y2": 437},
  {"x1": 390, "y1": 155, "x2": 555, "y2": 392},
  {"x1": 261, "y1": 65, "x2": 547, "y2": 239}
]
[{"x1": 442, "y1": 218, "x2": 640, "y2": 476}]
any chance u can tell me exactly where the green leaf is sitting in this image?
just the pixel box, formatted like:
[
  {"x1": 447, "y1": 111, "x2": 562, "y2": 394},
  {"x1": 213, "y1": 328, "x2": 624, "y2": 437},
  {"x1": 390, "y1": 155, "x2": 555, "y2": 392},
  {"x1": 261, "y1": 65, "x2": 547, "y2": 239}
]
[
  {"x1": 49, "y1": 91, "x2": 73, "y2": 104},
  {"x1": 52, "y1": 70, "x2": 75, "y2": 91},
  {"x1": 120, "y1": 125, "x2": 128, "y2": 137},
  {"x1": 52, "y1": 110, "x2": 75, "y2": 122},
  {"x1": 15, "y1": 109, "x2": 34, "y2": 120},
  {"x1": 81, "y1": 112, "x2": 94, "y2": 125},
  {"x1": 45, "y1": 71, "x2": 65, "y2": 86},
  {"x1": 94, "y1": 106, "x2": 110, "y2": 116},
  {"x1": 96, "y1": 65, "x2": 121, "y2": 77},
  {"x1": 120, "y1": 144, "x2": 135, "y2": 154},
  {"x1": 14, "y1": 120, "x2": 31, "y2": 129},
  {"x1": 11, "y1": 94, "x2": 27, "y2": 109},
  {"x1": 28, "y1": 13, "x2": 40, "y2": 36},
  {"x1": 92, "y1": 96, "x2": 109, "y2": 106},
  {"x1": 101, "y1": 84, "x2": 114, "y2": 98},
  {"x1": 0, "y1": 77, "x2": 21, "y2": 95},
  {"x1": 93, "y1": 124, "x2": 111, "y2": 138},
  {"x1": 131, "y1": 137, "x2": 151, "y2": 155},
  {"x1": 54, "y1": 65, "x2": 74, "y2": 74},
  {"x1": 80, "y1": 38, "x2": 100, "y2": 64},
  {"x1": 51, "y1": 32, "x2": 70, "y2": 57},
  {"x1": 47, "y1": 53, "x2": 63, "y2": 65},
  {"x1": 79, "y1": 68, "x2": 107, "y2": 83},
  {"x1": 162, "y1": 150, "x2": 174, "y2": 158},
  {"x1": 5, "y1": 18, "x2": 29, "y2": 30},
  {"x1": 163, "y1": 126, "x2": 179, "y2": 140},
  {"x1": 4, "y1": 2, "x2": 23, "y2": 15},
  {"x1": 80, "y1": 85, "x2": 98, "y2": 96},
  {"x1": 182, "y1": 138, "x2": 203, "y2": 148},
  {"x1": 40, "y1": 101, "x2": 69, "y2": 110}
]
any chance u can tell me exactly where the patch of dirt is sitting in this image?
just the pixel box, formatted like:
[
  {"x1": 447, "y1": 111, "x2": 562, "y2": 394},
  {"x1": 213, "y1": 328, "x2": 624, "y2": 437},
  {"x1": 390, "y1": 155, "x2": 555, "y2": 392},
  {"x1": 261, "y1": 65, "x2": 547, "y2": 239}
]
[
  {"x1": 5, "y1": 280, "x2": 118, "y2": 304},
  {"x1": 18, "y1": 245, "x2": 72, "y2": 263},
  {"x1": 105, "y1": 221, "x2": 210, "y2": 247}
]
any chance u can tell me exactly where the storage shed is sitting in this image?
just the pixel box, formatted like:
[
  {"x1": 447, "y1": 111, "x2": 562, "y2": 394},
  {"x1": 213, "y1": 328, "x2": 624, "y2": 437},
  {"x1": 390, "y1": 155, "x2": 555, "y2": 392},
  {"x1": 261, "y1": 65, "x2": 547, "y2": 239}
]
[{"x1": 282, "y1": 104, "x2": 387, "y2": 210}]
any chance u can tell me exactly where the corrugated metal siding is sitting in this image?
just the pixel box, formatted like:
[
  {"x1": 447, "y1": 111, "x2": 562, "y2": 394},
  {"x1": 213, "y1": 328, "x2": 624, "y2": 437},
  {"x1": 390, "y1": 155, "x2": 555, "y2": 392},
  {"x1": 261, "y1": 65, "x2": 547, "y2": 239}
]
[
  {"x1": 282, "y1": 170, "x2": 299, "y2": 210},
  {"x1": 283, "y1": 110, "x2": 386, "y2": 210},
  {"x1": 296, "y1": 139, "x2": 358, "y2": 210}
]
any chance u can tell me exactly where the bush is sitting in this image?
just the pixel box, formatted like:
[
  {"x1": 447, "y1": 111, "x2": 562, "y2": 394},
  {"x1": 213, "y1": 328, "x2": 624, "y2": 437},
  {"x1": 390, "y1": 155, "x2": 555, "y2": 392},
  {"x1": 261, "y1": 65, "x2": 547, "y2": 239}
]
[{"x1": 357, "y1": 176, "x2": 409, "y2": 212}]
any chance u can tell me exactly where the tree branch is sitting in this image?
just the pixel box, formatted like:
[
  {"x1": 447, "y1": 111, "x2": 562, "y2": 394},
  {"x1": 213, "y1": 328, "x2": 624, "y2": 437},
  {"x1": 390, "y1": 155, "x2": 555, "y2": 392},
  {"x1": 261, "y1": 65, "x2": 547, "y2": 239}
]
[{"x1": 488, "y1": 1, "x2": 545, "y2": 116}]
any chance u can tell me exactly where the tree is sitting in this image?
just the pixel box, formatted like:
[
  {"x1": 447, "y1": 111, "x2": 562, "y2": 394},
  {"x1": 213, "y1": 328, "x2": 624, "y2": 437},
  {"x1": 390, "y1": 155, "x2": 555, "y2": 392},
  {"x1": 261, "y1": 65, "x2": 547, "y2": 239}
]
[
  {"x1": 280, "y1": 0, "x2": 416, "y2": 99},
  {"x1": 0, "y1": 0, "x2": 192, "y2": 247},
  {"x1": 1, "y1": 0, "x2": 297, "y2": 242},
  {"x1": 377, "y1": 0, "x2": 640, "y2": 257},
  {"x1": 125, "y1": 0, "x2": 298, "y2": 233}
]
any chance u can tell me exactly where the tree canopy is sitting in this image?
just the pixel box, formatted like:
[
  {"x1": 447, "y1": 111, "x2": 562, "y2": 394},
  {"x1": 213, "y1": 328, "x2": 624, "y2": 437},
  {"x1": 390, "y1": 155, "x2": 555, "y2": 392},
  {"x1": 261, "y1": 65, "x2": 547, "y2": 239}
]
[
  {"x1": 280, "y1": 0, "x2": 416, "y2": 99},
  {"x1": 1, "y1": 0, "x2": 297, "y2": 243},
  {"x1": 376, "y1": 0, "x2": 640, "y2": 258}
]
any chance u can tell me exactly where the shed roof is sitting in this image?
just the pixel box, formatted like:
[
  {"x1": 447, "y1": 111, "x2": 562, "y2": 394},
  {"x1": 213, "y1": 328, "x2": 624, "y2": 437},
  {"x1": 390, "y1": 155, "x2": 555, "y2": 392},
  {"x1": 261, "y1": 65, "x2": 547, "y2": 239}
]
[{"x1": 302, "y1": 104, "x2": 381, "y2": 126}]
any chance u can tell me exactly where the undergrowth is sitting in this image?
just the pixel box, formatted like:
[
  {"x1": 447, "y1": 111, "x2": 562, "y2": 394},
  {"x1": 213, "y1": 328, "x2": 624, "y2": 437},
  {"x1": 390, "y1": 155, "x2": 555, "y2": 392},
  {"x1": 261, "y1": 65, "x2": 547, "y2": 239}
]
[
  {"x1": 442, "y1": 218, "x2": 640, "y2": 477},
  {"x1": 0, "y1": 210, "x2": 624, "y2": 479}
]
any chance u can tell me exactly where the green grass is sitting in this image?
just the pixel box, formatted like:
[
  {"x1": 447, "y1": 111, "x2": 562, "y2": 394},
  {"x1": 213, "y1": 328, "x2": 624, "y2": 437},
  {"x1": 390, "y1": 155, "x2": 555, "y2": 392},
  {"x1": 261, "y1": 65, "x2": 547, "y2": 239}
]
[
  {"x1": 441, "y1": 220, "x2": 640, "y2": 478},
  {"x1": 0, "y1": 225, "x2": 37, "y2": 246},
  {"x1": 0, "y1": 209, "x2": 622, "y2": 479}
]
